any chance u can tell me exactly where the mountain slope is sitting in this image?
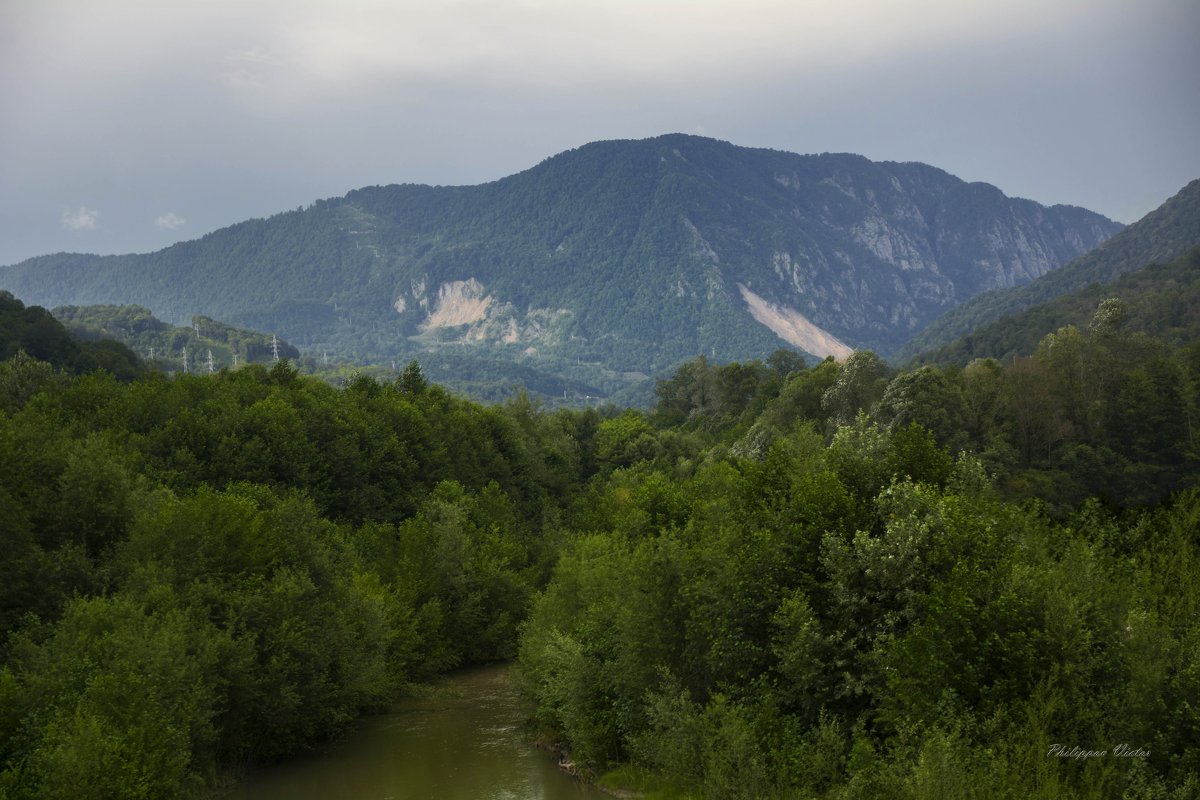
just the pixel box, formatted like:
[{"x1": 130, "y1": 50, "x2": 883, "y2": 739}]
[
  {"x1": 898, "y1": 178, "x2": 1200, "y2": 361},
  {"x1": 52, "y1": 304, "x2": 300, "y2": 370},
  {"x1": 0, "y1": 292, "x2": 142, "y2": 380},
  {"x1": 908, "y1": 246, "x2": 1200, "y2": 366},
  {"x1": 0, "y1": 135, "x2": 1120, "y2": 386}
]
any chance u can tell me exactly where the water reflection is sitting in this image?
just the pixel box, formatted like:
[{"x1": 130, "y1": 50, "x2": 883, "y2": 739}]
[{"x1": 225, "y1": 664, "x2": 604, "y2": 800}]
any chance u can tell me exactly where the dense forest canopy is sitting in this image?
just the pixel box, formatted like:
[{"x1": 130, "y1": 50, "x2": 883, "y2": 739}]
[{"x1": 0, "y1": 291, "x2": 1197, "y2": 799}]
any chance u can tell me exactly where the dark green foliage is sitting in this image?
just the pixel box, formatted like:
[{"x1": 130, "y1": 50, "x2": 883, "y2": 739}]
[
  {"x1": 0, "y1": 347, "x2": 579, "y2": 798},
  {"x1": 2, "y1": 270, "x2": 1199, "y2": 798},
  {"x1": 821, "y1": 351, "x2": 891, "y2": 428},
  {"x1": 876, "y1": 366, "x2": 968, "y2": 449},
  {"x1": 0, "y1": 292, "x2": 142, "y2": 381},
  {"x1": 520, "y1": 451, "x2": 1200, "y2": 798},
  {"x1": 652, "y1": 353, "x2": 785, "y2": 429}
]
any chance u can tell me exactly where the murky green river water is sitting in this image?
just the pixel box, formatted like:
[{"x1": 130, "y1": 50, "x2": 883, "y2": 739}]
[{"x1": 225, "y1": 663, "x2": 606, "y2": 800}]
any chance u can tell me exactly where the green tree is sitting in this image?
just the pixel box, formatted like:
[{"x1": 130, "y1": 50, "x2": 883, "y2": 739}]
[
  {"x1": 821, "y1": 351, "x2": 890, "y2": 429},
  {"x1": 876, "y1": 366, "x2": 968, "y2": 449}
]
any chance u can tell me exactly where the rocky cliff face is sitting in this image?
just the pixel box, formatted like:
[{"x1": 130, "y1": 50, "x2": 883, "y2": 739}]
[
  {"x1": 1, "y1": 135, "x2": 1120, "y2": 379},
  {"x1": 898, "y1": 177, "x2": 1200, "y2": 362},
  {"x1": 739, "y1": 158, "x2": 1118, "y2": 352}
]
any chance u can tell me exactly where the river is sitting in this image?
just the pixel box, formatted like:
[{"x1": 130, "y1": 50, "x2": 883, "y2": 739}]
[{"x1": 224, "y1": 663, "x2": 607, "y2": 800}]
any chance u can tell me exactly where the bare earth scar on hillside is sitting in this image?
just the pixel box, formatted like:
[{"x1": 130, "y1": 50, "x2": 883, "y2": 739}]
[{"x1": 737, "y1": 283, "x2": 853, "y2": 360}]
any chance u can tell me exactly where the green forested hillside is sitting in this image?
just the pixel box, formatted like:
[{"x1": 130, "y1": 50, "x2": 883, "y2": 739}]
[
  {"x1": 909, "y1": 247, "x2": 1200, "y2": 366},
  {"x1": 0, "y1": 135, "x2": 1119, "y2": 393},
  {"x1": 0, "y1": 291, "x2": 142, "y2": 382},
  {"x1": 52, "y1": 304, "x2": 300, "y2": 370},
  {"x1": 50, "y1": 302, "x2": 611, "y2": 404},
  {"x1": 899, "y1": 178, "x2": 1200, "y2": 361},
  {"x1": 0, "y1": 288, "x2": 1197, "y2": 797}
]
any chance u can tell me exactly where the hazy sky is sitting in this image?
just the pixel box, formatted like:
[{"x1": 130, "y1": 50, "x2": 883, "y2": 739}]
[{"x1": 2, "y1": 0, "x2": 1197, "y2": 265}]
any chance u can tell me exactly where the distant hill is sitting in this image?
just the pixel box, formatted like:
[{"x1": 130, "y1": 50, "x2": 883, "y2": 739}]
[
  {"x1": 899, "y1": 178, "x2": 1200, "y2": 362},
  {"x1": 907, "y1": 246, "x2": 1200, "y2": 366},
  {"x1": 0, "y1": 135, "x2": 1119, "y2": 395},
  {"x1": 0, "y1": 292, "x2": 142, "y2": 380},
  {"x1": 53, "y1": 304, "x2": 299, "y2": 371}
]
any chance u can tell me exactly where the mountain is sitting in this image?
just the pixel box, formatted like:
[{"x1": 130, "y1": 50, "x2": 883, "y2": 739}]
[
  {"x1": 907, "y1": 246, "x2": 1200, "y2": 366},
  {"x1": 898, "y1": 178, "x2": 1200, "y2": 362},
  {"x1": 0, "y1": 135, "x2": 1120, "y2": 393}
]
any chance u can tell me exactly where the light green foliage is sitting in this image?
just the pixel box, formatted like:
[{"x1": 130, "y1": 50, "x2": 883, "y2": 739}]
[
  {"x1": 0, "y1": 351, "x2": 62, "y2": 413},
  {"x1": 827, "y1": 414, "x2": 891, "y2": 499},
  {"x1": 821, "y1": 352, "x2": 891, "y2": 428},
  {"x1": 595, "y1": 410, "x2": 661, "y2": 470},
  {"x1": 876, "y1": 366, "x2": 968, "y2": 450},
  {"x1": 9, "y1": 595, "x2": 221, "y2": 800},
  {"x1": 51, "y1": 304, "x2": 298, "y2": 370}
]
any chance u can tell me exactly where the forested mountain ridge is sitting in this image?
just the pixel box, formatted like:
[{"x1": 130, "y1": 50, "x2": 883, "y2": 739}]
[
  {"x1": 0, "y1": 135, "x2": 1118, "y2": 391},
  {"x1": 909, "y1": 246, "x2": 1200, "y2": 366},
  {"x1": 899, "y1": 177, "x2": 1200, "y2": 361}
]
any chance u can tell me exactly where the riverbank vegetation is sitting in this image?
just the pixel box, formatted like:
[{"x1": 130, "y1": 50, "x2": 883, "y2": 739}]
[{"x1": 0, "y1": 293, "x2": 1197, "y2": 798}]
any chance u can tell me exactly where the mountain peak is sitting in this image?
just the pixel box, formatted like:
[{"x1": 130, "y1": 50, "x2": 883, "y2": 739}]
[{"x1": 1, "y1": 137, "x2": 1122, "y2": 401}]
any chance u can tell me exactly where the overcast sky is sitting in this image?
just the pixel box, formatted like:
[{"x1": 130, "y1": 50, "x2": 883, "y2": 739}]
[{"x1": 2, "y1": 0, "x2": 1197, "y2": 266}]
